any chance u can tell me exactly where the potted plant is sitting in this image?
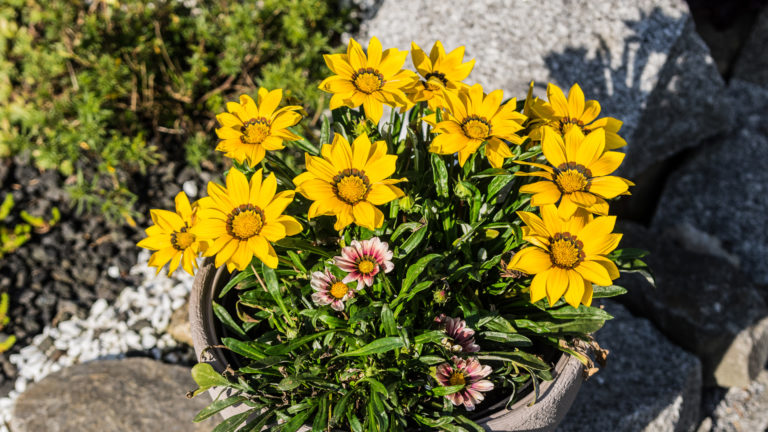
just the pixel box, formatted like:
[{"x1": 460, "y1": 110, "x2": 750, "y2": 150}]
[{"x1": 138, "y1": 37, "x2": 648, "y2": 431}]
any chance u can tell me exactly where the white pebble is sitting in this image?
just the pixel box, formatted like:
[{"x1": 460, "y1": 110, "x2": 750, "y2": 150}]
[
  {"x1": 182, "y1": 180, "x2": 198, "y2": 198},
  {"x1": 107, "y1": 266, "x2": 121, "y2": 279}
]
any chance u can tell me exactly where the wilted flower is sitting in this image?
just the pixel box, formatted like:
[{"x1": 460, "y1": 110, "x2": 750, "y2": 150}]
[
  {"x1": 435, "y1": 356, "x2": 494, "y2": 411},
  {"x1": 435, "y1": 314, "x2": 480, "y2": 353},
  {"x1": 335, "y1": 237, "x2": 394, "y2": 290},
  {"x1": 310, "y1": 269, "x2": 354, "y2": 311}
]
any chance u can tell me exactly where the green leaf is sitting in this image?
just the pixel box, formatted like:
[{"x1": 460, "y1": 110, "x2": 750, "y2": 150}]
[
  {"x1": 193, "y1": 396, "x2": 247, "y2": 422},
  {"x1": 401, "y1": 253, "x2": 441, "y2": 294},
  {"x1": 414, "y1": 330, "x2": 444, "y2": 345},
  {"x1": 280, "y1": 406, "x2": 316, "y2": 432},
  {"x1": 212, "y1": 301, "x2": 247, "y2": 338},
  {"x1": 312, "y1": 396, "x2": 329, "y2": 431},
  {"x1": 332, "y1": 389, "x2": 356, "y2": 424},
  {"x1": 320, "y1": 115, "x2": 331, "y2": 146},
  {"x1": 480, "y1": 331, "x2": 532, "y2": 346},
  {"x1": 381, "y1": 304, "x2": 397, "y2": 337},
  {"x1": 190, "y1": 363, "x2": 230, "y2": 396},
  {"x1": 211, "y1": 409, "x2": 255, "y2": 432},
  {"x1": 430, "y1": 154, "x2": 450, "y2": 198},
  {"x1": 262, "y1": 263, "x2": 294, "y2": 326},
  {"x1": 431, "y1": 384, "x2": 464, "y2": 396},
  {"x1": 219, "y1": 268, "x2": 251, "y2": 299},
  {"x1": 222, "y1": 337, "x2": 266, "y2": 361},
  {"x1": 362, "y1": 377, "x2": 387, "y2": 395},
  {"x1": 592, "y1": 284, "x2": 628, "y2": 298},
  {"x1": 277, "y1": 376, "x2": 302, "y2": 391},
  {"x1": 418, "y1": 355, "x2": 446, "y2": 365},
  {"x1": 398, "y1": 224, "x2": 429, "y2": 257},
  {"x1": 544, "y1": 305, "x2": 613, "y2": 320},
  {"x1": 264, "y1": 328, "x2": 343, "y2": 356},
  {"x1": 390, "y1": 222, "x2": 421, "y2": 242},
  {"x1": 335, "y1": 337, "x2": 405, "y2": 358}
]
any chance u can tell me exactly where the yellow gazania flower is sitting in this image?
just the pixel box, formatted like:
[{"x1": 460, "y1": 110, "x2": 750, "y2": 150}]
[
  {"x1": 424, "y1": 84, "x2": 526, "y2": 168},
  {"x1": 318, "y1": 37, "x2": 417, "y2": 124},
  {"x1": 192, "y1": 169, "x2": 302, "y2": 271},
  {"x1": 405, "y1": 41, "x2": 475, "y2": 110},
  {"x1": 137, "y1": 192, "x2": 204, "y2": 276},
  {"x1": 527, "y1": 82, "x2": 626, "y2": 150},
  {"x1": 516, "y1": 127, "x2": 631, "y2": 218},
  {"x1": 215, "y1": 89, "x2": 303, "y2": 167},
  {"x1": 293, "y1": 133, "x2": 405, "y2": 231},
  {"x1": 507, "y1": 205, "x2": 622, "y2": 307}
]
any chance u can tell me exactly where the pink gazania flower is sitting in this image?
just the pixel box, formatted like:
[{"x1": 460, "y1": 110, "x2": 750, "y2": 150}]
[
  {"x1": 435, "y1": 356, "x2": 494, "y2": 411},
  {"x1": 435, "y1": 315, "x2": 481, "y2": 353},
  {"x1": 334, "y1": 237, "x2": 394, "y2": 290},
  {"x1": 310, "y1": 269, "x2": 354, "y2": 311}
]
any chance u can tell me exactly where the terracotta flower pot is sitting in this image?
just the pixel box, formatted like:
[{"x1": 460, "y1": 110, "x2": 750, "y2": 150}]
[{"x1": 190, "y1": 257, "x2": 585, "y2": 431}]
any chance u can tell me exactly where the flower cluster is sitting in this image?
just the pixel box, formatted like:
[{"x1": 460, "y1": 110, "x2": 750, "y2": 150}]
[{"x1": 140, "y1": 37, "x2": 644, "y2": 431}]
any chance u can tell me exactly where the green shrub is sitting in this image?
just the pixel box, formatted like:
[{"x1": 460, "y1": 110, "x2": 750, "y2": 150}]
[{"x1": 0, "y1": 0, "x2": 355, "y2": 222}]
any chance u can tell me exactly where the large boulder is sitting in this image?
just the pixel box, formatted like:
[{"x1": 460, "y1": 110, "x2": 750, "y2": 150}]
[
  {"x1": 700, "y1": 369, "x2": 768, "y2": 432},
  {"x1": 558, "y1": 301, "x2": 701, "y2": 432},
  {"x1": 361, "y1": 0, "x2": 732, "y2": 178},
  {"x1": 617, "y1": 221, "x2": 768, "y2": 387},
  {"x1": 653, "y1": 79, "x2": 768, "y2": 286},
  {"x1": 10, "y1": 357, "x2": 216, "y2": 432}
]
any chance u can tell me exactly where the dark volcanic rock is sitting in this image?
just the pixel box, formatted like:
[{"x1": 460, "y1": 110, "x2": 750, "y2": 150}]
[
  {"x1": 731, "y1": 7, "x2": 768, "y2": 88},
  {"x1": 10, "y1": 358, "x2": 217, "y2": 432},
  {"x1": 558, "y1": 301, "x2": 701, "y2": 432},
  {"x1": 653, "y1": 80, "x2": 768, "y2": 286},
  {"x1": 617, "y1": 221, "x2": 768, "y2": 387},
  {"x1": 361, "y1": 0, "x2": 732, "y2": 178}
]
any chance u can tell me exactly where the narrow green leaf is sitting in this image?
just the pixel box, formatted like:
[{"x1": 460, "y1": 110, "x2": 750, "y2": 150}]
[
  {"x1": 275, "y1": 237, "x2": 333, "y2": 258},
  {"x1": 222, "y1": 337, "x2": 266, "y2": 361},
  {"x1": 219, "y1": 269, "x2": 250, "y2": 299},
  {"x1": 401, "y1": 253, "x2": 441, "y2": 294},
  {"x1": 362, "y1": 377, "x2": 387, "y2": 395},
  {"x1": 211, "y1": 409, "x2": 254, "y2": 432},
  {"x1": 431, "y1": 384, "x2": 464, "y2": 396},
  {"x1": 262, "y1": 263, "x2": 293, "y2": 326},
  {"x1": 332, "y1": 389, "x2": 356, "y2": 424},
  {"x1": 212, "y1": 301, "x2": 247, "y2": 338},
  {"x1": 381, "y1": 304, "x2": 397, "y2": 337},
  {"x1": 264, "y1": 328, "x2": 343, "y2": 356},
  {"x1": 414, "y1": 330, "x2": 444, "y2": 345},
  {"x1": 398, "y1": 224, "x2": 428, "y2": 256},
  {"x1": 431, "y1": 154, "x2": 450, "y2": 198},
  {"x1": 480, "y1": 331, "x2": 532, "y2": 346},
  {"x1": 390, "y1": 222, "x2": 421, "y2": 242},
  {"x1": 335, "y1": 337, "x2": 405, "y2": 358},
  {"x1": 592, "y1": 284, "x2": 628, "y2": 298},
  {"x1": 280, "y1": 406, "x2": 316, "y2": 432},
  {"x1": 193, "y1": 396, "x2": 247, "y2": 422}
]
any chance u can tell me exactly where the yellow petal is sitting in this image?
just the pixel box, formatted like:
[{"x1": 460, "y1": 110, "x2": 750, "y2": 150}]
[
  {"x1": 366, "y1": 184, "x2": 403, "y2": 205},
  {"x1": 574, "y1": 260, "x2": 612, "y2": 286},
  {"x1": 352, "y1": 201, "x2": 377, "y2": 230},
  {"x1": 258, "y1": 89, "x2": 282, "y2": 118},
  {"x1": 330, "y1": 134, "x2": 353, "y2": 170},
  {"x1": 257, "y1": 173, "x2": 277, "y2": 208},
  {"x1": 589, "y1": 151, "x2": 624, "y2": 177},
  {"x1": 363, "y1": 96, "x2": 384, "y2": 124},
  {"x1": 546, "y1": 267, "x2": 569, "y2": 306},
  {"x1": 589, "y1": 176, "x2": 629, "y2": 199},
  {"x1": 366, "y1": 36, "x2": 382, "y2": 67},
  {"x1": 546, "y1": 83, "x2": 570, "y2": 116},
  {"x1": 225, "y1": 169, "x2": 249, "y2": 205},
  {"x1": 352, "y1": 133, "x2": 373, "y2": 168},
  {"x1": 276, "y1": 215, "x2": 302, "y2": 236},
  {"x1": 264, "y1": 190, "x2": 295, "y2": 221},
  {"x1": 508, "y1": 247, "x2": 552, "y2": 275},
  {"x1": 567, "y1": 83, "x2": 585, "y2": 119},
  {"x1": 564, "y1": 270, "x2": 585, "y2": 307},
  {"x1": 260, "y1": 222, "x2": 286, "y2": 242},
  {"x1": 541, "y1": 127, "x2": 567, "y2": 167},
  {"x1": 530, "y1": 270, "x2": 549, "y2": 303},
  {"x1": 137, "y1": 234, "x2": 172, "y2": 251}
]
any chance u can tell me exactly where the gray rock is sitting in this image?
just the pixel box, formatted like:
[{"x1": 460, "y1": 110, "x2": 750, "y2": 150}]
[
  {"x1": 11, "y1": 358, "x2": 216, "y2": 432},
  {"x1": 706, "y1": 369, "x2": 768, "y2": 432},
  {"x1": 558, "y1": 301, "x2": 701, "y2": 432},
  {"x1": 361, "y1": 0, "x2": 730, "y2": 177},
  {"x1": 653, "y1": 80, "x2": 768, "y2": 286},
  {"x1": 732, "y1": 7, "x2": 768, "y2": 88},
  {"x1": 169, "y1": 300, "x2": 193, "y2": 346},
  {"x1": 617, "y1": 222, "x2": 768, "y2": 387}
]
